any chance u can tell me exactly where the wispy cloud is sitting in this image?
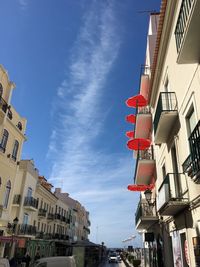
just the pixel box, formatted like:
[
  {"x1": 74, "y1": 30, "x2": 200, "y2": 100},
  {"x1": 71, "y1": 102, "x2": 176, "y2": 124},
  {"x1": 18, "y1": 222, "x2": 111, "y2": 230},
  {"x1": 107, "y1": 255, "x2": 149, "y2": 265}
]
[
  {"x1": 47, "y1": 0, "x2": 138, "y2": 247},
  {"x1": 18, "y1": 0, "x2": 28, "y2": 10}
]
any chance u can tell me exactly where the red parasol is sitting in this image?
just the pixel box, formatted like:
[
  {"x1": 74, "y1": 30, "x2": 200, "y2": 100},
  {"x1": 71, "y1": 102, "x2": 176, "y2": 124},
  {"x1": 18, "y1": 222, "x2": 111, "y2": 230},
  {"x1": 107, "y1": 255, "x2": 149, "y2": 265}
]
[
  {"x1": 126, "y1": 94, "x2": 147, "y2": 108},
  {"x1": 127, "y1": 184, "x2": 154, "y2": 191},
  {"x1": 126, "y1": 114, "x2": 136, "y2": 124},
  {"x1": 126, "y1": 131, "x2": 134, "y2": 138},
  {"x1": 127, "y1": 138, "x2": 151, "y2": 150}
]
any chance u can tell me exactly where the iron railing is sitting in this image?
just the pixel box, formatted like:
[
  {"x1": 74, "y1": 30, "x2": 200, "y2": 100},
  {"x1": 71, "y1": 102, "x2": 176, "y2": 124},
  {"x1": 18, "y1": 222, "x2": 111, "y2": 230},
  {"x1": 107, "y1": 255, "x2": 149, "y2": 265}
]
[
  {"x1": 157, "y1": 173, "x2": 188, "y2": 211},
  {"x1": 38, "y1": 208, "x2": 47, "y2": 217},
  {"x1": 47, "y1": 213, "x2": 54, "y2": 220},
  {"x1": 24, "y1": 196, "x2": 38, "y2": 209},
  {"x1": 154, "y1": 92, "x2": 178, "y2": 135},
  {"x1": 13, "y1": 194, "x2": 21, "y2": 205},
  {"x1": 183, "y1": 120, "x2": 200, "y2": 181},
  {"x1": 18, "y1": 224, "x2": 36, "y2": 235},
  {"x1": 135, "y1": 200, "x2": 157, "y2": 226},
  {"x1": 175, "y1": 0, "x2": 195, "y2": 52}
]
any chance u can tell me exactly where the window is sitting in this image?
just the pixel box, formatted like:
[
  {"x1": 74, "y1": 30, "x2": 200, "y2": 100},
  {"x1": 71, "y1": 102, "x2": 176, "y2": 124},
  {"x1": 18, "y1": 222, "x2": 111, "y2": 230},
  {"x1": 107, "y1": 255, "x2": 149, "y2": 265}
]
[
  {"x1": 27, "y1": 187, "x2": 32, "y2": 198},
  {"x1": 12, "y1": 140, "x2": 19, "y2": 161},
  {"x1": 3, "y1": 180, "x2": 11, "y2": 208},
  {"x1": 0, "y1": 83, "x2": 3, "y2": 97},
  {"x1": 7, "y1": 109, "x2": 12, "y2": 120},
  {"x1": 17, "y1": 122, "x2": 22, "y2": 131},
  {"x1": 38, "y1": 221, "x2": 40, "y2": 231},
  {"x1": 186, "y1": 107, "x2": 196, "y2": 136},
  {"x1": 0, "y1": 129, "x2": 9, "y2": 153},
  {"x1": 23, "y1": 213, "x2": 29, "y2": 225}
]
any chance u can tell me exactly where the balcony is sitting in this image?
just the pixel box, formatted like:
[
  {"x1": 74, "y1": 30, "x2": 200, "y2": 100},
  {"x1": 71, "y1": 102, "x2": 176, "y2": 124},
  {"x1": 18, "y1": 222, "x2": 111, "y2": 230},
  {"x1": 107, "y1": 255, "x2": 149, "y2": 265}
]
[
  {"x1": 23, "y1": 197, "x2": 38, "y2": 211},
  {"x1": 38, "y1": 208, "x2": 47, "y2": 218},
  {"x1": 54, "y1": 213, "x2": 61, "y2": 221},
  {"x1": 154, "y1": 92, "x2": 178, "y2": 144},
  {"x1": 47, "y1": 213, "x2": 54, "y2": 221},
  {"x1": 17, "y1": 224, "x2": 36, "y2": 236},
  {"x1": 134, "y1": 146, "x2": 155, "y2": 185},
  {"x1": 135, "y1": 200, "x2": 159, "y2": 230},
  {"x1": 134, "y1": 106, "x2": 152, "y2": 139},
  {"x1": 36, "y1": 231, "x2": 44, "y2": 239},
  {"x1": 182, "y1": 120, "x2": 200, "y2": 182},
  {"x1": 157, "y1": 173, "x2": 189, "y2": 216},
  {"x1": 175, "y1": 0, "x2": 200, "y2": 64},
  {"x1": 12, "y1": 194, "x2": 21, "y2": 206}
]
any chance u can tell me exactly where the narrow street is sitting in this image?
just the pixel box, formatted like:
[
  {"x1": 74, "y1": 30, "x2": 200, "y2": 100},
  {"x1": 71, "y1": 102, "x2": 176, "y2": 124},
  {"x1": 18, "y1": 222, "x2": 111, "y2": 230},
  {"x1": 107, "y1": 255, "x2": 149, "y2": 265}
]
[{"x1": 101, "y1": 261, "x2": 126, "y2": 267}]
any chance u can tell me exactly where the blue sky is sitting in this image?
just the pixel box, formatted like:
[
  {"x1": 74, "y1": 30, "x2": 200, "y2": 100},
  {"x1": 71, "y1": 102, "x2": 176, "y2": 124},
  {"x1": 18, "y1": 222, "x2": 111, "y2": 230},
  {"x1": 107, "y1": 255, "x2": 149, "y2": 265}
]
[{"x1": 0, "y1": 0, "x2": 161, "y2": 247}]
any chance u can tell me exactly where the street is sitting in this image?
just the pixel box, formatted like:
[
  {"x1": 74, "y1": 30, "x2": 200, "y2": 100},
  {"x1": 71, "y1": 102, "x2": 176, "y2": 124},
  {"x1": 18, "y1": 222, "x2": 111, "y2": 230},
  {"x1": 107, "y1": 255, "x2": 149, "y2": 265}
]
[{"x1": 101, "y1": 261, "x2": 126, "y2": 267}]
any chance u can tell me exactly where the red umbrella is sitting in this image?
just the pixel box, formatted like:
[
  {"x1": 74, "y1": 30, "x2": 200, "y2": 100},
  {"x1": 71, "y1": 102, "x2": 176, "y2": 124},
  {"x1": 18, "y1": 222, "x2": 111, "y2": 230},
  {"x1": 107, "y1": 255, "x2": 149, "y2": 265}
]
[
  {"x1": 127, "y1": 138, "x2": 151, "y2": 150},
  {"x1": 125, "y1": 114, "x2": 136, "y2": 124},
  {"x1": 126, "y1": 94, "x2": 147, "y2": 108},
  {"x1": 127, "y1": 184, "x2": 154, "y2": 191},
  {"x1": 126, "y1": 131, "x2": 134, "y2": 138}
]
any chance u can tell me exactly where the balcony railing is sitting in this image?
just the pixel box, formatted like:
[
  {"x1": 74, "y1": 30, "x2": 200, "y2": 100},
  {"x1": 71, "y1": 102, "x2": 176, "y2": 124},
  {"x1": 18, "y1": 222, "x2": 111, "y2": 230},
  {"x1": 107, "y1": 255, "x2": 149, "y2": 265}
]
[
  {"x1": 38, "y1": 208, "x2": 47, "y2": 217},
  {"x1": 182, "y1": 120, "x2": 200, "y2": 182},
  {"x1": 154, "y1": 92, "x2": 178, "y2": 144},
  {"x1": 47, "y1": 213, "x2": 54, "y2": 220},
  {"x1": 134, "y1": 146, "x2": 155, "y2": 185},
  {"x1": 17, "y1": 224, "x2": 36, "y2": 236},
  {"x1": 54, "y1": 213, "x2": 61, "y2": 220},
  {"x1": 175, "y1": 0, "x2": 195, "y2": 53},
  {"x1": 0, "y1": 96, "x2": 8, "y2": 114},
  {"x1": 24, "y1": 197, "x2": 38, "y2": 209},
  {"x1": 157, "y1": 173, "x2": 189, "y2": 215},
  {"x1": 135, "y1": 200, "x2": 158, "y2": 229},
  {"x1": 13, "y1": 194, "x2": 21, "y2": 205}
]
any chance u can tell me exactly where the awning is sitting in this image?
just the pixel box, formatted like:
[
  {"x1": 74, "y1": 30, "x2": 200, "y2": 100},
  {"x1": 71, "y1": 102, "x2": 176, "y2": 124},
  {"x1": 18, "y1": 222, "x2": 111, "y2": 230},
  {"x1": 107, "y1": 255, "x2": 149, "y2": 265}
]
[
  {"x1": 127, "y1": 138, "x2": 151, "y2": 150},
  {"x1": 126, "y1": 114, "x2": 136, "y2": 124},
  {"x1": 127, "y1": 184, "x2": 154, "y2": 191},
  {"x1": 126, "y1": 94, "x2": 147, "y2": 108},
  {"x1": 126, "y1": 131, "x2": 134, "y2": 138}
]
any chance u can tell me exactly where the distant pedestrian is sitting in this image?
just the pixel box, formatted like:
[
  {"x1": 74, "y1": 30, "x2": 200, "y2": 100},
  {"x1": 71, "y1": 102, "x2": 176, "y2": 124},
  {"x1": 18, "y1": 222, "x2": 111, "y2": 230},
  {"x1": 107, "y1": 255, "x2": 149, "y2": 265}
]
[
  {"x1": 34, "y1": 252, "x2": 41, "y2": 262},
  {"x1": 24, "y1": 252, "x2": 31, "y2": 267},
  {"x1": 9, "y1": 257, "x2": 17, "y2": 267}
]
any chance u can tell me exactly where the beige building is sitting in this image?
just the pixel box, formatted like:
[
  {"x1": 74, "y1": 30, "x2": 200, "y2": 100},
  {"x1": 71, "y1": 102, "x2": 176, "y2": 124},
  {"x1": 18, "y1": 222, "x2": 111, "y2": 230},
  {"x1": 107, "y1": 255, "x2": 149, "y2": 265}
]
[
  {"x1": 133, "y1": 1, "x2": 200, "y2": 266},
  {"x1": 0, "y1": 65, "x2": 27, "y2": 257}
]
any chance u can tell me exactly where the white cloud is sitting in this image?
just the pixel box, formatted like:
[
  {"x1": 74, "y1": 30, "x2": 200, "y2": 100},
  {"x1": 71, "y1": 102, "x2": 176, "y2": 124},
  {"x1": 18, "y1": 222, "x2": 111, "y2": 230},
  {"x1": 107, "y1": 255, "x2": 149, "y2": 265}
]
[
  {"x1": 18, "y1": 0, "x2": 28, "y2": 9},
  {"x1": 47, "y1": 0, "x2": 139, "y2": 247}
]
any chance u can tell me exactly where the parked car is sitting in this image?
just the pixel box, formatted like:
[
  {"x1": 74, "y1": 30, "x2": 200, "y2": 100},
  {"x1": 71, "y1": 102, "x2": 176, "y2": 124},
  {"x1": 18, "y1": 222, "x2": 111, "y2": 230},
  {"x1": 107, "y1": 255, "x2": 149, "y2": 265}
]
[
  {"x1": 0, "y1": 258, "x2": 10, "y2": 267},
  {"x1": 117, "y1": 255, "x2": 122, "y2": 262},
  {"x1": 108, "y1": 252, "x2": 118, "y2": 263},
  {"x1": 33, "y1": 256, "x2": 76, "y2": 267}
]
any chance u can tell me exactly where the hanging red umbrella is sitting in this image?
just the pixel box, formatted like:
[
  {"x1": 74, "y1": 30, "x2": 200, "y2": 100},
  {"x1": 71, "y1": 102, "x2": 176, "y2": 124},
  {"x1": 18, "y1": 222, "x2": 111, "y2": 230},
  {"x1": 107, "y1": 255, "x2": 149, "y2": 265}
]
[
  {"x1": 127, "y1": 184, "x2": 154, "y2": 191},
  {"x1": 127, "y1": 138, "x2": 151, "y2": 150},
  {"x1": 126, "y1": 94, "x2": 147, "y2": 108},
  {"x1": 126, "y1": 131, "x2": 134, "y2": 138},
  {"x1": 126, "y1": 114, "x2": 136, "y2": 124}
]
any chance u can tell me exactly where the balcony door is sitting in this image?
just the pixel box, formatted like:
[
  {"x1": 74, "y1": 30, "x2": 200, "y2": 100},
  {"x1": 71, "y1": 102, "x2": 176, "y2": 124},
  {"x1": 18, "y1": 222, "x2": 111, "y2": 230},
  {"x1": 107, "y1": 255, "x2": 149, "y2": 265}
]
[
  {"x1": 27, "y1": 187, "x2": 32, "y2": 198},
  {"x1": 171, "y1": 144, "x2": 182, "y2": 198}
]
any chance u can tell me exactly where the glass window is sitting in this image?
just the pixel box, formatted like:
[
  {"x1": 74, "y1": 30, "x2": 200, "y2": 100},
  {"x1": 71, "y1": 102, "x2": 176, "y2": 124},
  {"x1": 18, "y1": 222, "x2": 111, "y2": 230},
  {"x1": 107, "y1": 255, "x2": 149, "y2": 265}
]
[
  {"x1": 27, "y1": 187, "x2": 32, "y2": 198},
  {"x1": 187, "y1": 108, "x2": 196, "y2": 135},
  {"x1": 0, "y1": 129, "x2": 9, "y2": 153},
  {"x1": 3, "y1": 180, "x2": 11, "y2": 208},
  {"x1": 23, "y1": 213, "x2": 29, "y2": 225},
  {"x1": 12, "y1": 140, "x2": 19, "y2": 161},
  {"x1": 17, "y1": 122, "x2": 22, "y2": 131},
  {"x1": 7, "y1": 109, "x2": 12, "y2": 120}
]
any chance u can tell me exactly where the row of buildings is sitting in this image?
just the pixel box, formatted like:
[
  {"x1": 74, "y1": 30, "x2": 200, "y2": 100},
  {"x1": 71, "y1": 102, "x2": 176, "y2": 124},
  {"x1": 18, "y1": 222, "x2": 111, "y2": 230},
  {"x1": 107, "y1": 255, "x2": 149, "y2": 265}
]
[
  {"x1": 0, "y1": 64, "x2": 91, "y2": 260},
  {"x1": 126, "y1": 0, "x2": 200, "y2": 266}
]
